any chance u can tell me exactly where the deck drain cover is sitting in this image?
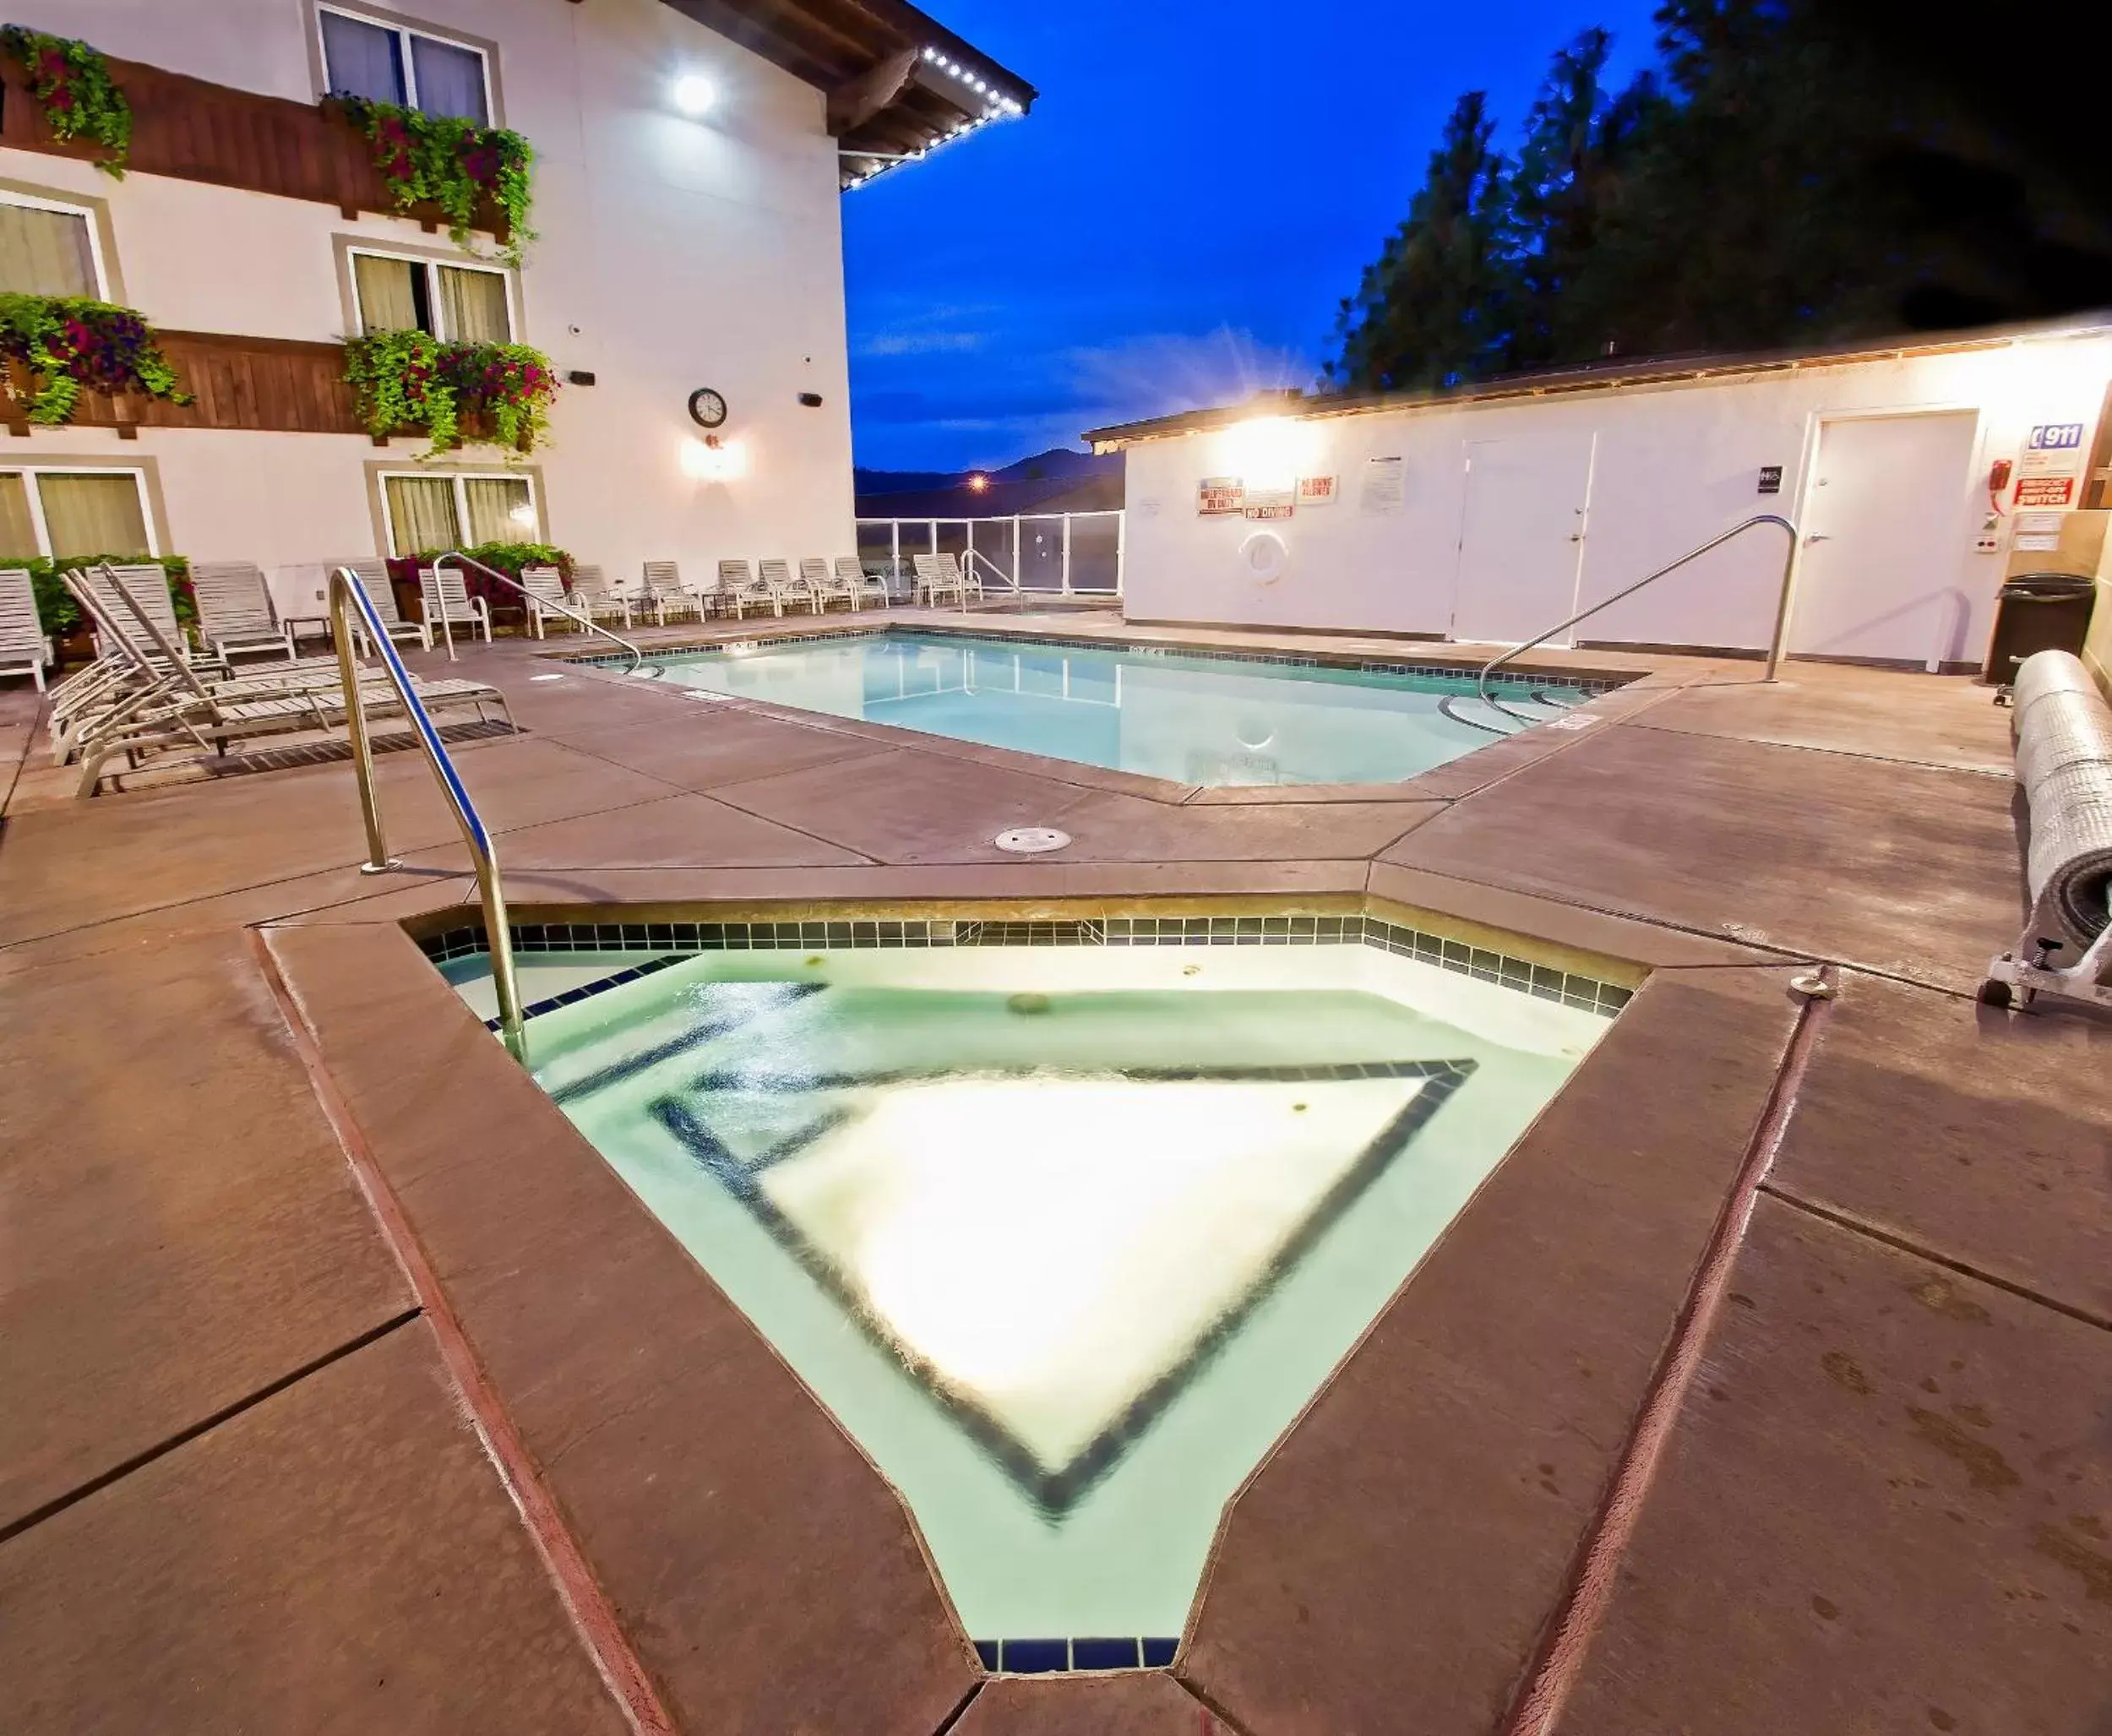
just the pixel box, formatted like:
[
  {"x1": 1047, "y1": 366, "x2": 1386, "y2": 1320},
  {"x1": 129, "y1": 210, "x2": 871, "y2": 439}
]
[{"x1": 994, "y1": 827, "x2": 1071, "y2": 855}]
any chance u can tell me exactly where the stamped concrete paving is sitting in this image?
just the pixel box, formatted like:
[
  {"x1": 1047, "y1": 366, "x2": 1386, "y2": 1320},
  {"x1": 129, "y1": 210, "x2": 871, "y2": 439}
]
[{"x1": 1, "y1": 612, "x2": 2103, "y2": 1733}]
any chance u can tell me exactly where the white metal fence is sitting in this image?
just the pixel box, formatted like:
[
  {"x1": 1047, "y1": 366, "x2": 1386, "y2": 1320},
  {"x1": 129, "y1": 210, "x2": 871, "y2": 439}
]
[{"x1": 855, "y1": 510, "x2": 1125, "y2": 599}]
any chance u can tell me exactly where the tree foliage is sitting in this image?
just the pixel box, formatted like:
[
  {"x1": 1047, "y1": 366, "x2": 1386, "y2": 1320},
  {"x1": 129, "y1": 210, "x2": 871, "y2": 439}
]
[{"x1": 1330, "y1": 0, "x2": 2112, "y2": 393}]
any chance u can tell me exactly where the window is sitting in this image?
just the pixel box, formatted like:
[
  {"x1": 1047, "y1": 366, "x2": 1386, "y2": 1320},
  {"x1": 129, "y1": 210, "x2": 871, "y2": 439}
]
[
  {"x1": 0, "y1": 191, "x2": 106, "y2": 298},
  {"x1": 318, "y1": 5, "x2": 491, "y2": 123},
  {"x1": 350, "y1": 248, "x2": 513, "y2": 342},
  {"x1": 0, "y1": 469, "x2": 154, "y2": 561},
  {"x1": 379, "y1": 471, "x2": 536, "y2": 556}
]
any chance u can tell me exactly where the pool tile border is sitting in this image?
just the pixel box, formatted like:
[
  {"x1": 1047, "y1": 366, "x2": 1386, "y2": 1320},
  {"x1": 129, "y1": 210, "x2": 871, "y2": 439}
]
[
  {"x1": 419, "y1": 914, "x2": 1635, "y2": 1029},
  {"x1": 569, "y1": 624, "x2": 1616, "y2": 697}
]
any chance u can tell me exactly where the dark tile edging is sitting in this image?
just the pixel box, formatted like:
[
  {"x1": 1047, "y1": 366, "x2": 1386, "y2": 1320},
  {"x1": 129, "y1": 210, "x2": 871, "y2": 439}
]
[
  {"x1": 973, "y1": 1637, "x2": 1180, "y2": 1673},
  {"x1": 423, "y1": 916, "x2": 1635, "y2": 1031},
  {"x1": 566, "y1": 625, "x2": 1616, "y2": 697}
]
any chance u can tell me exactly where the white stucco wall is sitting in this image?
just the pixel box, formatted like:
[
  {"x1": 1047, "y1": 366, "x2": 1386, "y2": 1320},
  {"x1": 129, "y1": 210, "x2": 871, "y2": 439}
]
[
  {"x1": 1120, "y1": 331, "x2": 2112, "y2": 668},
  {"x1": 0, "y1": 0, "x2": 857, "y2": 585}
]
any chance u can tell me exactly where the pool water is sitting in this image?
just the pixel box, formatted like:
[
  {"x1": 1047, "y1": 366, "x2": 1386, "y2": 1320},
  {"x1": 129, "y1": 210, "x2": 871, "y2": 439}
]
[
  {"x1": 644, "y1": 633, "x2": 1592, "y2": 786},
  {"x1": 511, "y1": 941, "x2": 1613, "y2": 1646}
]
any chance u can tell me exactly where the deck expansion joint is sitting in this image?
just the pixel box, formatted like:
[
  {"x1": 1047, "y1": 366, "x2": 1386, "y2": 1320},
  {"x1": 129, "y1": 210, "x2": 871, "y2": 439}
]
[
  {"x1": 0, "y1": 1308, "x2": 422, "y2": 1548},
  {"x1": 1755, "y1": 1183, "x2": 2112, "y2": 1334}
]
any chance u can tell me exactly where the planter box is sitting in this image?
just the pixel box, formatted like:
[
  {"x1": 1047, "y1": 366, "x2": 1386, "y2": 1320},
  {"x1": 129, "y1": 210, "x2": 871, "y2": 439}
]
[{"x1": 0, "y1": 53, "x2": 510, "y2": 242}]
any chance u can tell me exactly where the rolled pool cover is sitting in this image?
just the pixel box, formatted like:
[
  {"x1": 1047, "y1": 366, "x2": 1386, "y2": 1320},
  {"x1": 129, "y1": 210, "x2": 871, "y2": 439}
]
[{"x1": 2012, "y1": 650, "x2": 2112, "y2": 950}]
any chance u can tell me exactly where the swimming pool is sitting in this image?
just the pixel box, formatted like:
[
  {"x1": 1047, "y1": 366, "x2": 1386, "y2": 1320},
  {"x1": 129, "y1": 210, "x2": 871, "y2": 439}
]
[
  {"x1": 439, "y1": 917, "x2": 1626, "y2": 1657},
  {"x1": 638, "y1": 631, "x2": 1606, "y2": 786}
]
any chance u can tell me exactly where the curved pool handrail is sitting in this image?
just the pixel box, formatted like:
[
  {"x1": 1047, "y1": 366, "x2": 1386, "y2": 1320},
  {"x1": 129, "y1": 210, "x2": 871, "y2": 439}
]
[
  {"x1": 327, "y1": 564, "x2": 527, "y2": 1057},
  {"x1": 1474, "y1": 514, "x2": 1800, "y2": 727},
  {"x1": 432, "y1": 548, "x2": 645, "y2": 675}
]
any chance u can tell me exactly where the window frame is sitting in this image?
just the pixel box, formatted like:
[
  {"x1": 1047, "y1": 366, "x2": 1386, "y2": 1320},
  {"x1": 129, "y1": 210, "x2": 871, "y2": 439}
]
[
  {"x1": 313, "y1": 2, "x2": 498, "y2": 125},
  {"x1": 0, "y1": 464, "x2": 161, "y2": 560},
  {"x1": 346, "y1": 243, "x2": 518, "y2": 343},
  {"x1": 374, "y1": 466, "x2": 542, "y2": 558},
  {"x1": 0, "y1": 187, "x2": 114, "y2": 301}
]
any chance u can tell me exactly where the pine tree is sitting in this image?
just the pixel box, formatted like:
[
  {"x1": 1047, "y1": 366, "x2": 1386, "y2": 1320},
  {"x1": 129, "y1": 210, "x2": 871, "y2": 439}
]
[{"x1": 1328, "y1": 92, "x2": 1516, "y2": 394}]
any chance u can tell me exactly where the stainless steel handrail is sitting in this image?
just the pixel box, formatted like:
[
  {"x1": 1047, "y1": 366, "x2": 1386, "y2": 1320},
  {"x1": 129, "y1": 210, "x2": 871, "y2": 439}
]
[
  {"x1": 328, "y1": 564, "x2": 527, "y2": 1057},
  {"x1": 1474, "y1": 514, "x2": 1801, "y2": 725},
  {"x1": 428, "y1": 549, "x2": 646, "y2": 674},
  {"x1": 966, "y1": 546, "x2": 1021, "y2": 603}
]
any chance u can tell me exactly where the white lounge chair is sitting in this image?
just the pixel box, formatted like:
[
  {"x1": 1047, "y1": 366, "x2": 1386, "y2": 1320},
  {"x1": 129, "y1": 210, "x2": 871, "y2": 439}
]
[
  {"x1": 641, "y1": 561, "x2": 704, "y2": 625},
  {"x1": 337, "y1": 559, "x2": 430, "y2": 653},
  {"x1": 419, "y1": 565, "x2": 493, "y2": 644},
  {"x1": 570, "y1": 564, "x2": 633, "y2": 629},
  {"x1": 836, "y1": 556, "x2": 889, "y2": 611},
  {"x1": 759, "y1": 558, "x2": 815, "y2": 615},
  {"x1": 912, "y1": 552, "x2": 964, "y2": 607},
  {"x1": 519, "y1": 564, "x2": 574, "y2": 637},
  {"x1": 940, "y1": 552, "x2": 983, "y2": 606},
  {"x1": 800, "y1": 556, "x2": 856, "y2": 612},
  {"x1": 719, "y1": 558, "x2": 778, "y2": 620},
  {"x1": 0, "y1": 566, "x2": 52, "y2": 691},
  {"x1": 191, "y1": 561, "x2": 296, "y2": 663}
]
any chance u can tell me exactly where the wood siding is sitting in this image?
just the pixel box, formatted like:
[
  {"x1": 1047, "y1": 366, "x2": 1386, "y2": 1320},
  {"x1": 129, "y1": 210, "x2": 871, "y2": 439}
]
[
  {"x1": 0, "y1": 53, "x2": 508, "y2": 242},
  {"x1": 4, "y1": 332, "x2": 363, "y2": 437}
]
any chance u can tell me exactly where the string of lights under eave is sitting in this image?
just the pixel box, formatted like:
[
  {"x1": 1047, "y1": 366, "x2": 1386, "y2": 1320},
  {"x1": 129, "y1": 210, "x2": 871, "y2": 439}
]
[{"x1": 841, "y1": 45, "x2": 1026, "y2": 190}]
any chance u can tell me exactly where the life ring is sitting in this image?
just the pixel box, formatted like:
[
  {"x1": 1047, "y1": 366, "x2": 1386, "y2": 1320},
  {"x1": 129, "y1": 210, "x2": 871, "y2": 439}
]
[{"x1": 1240, "y1": 529, "x2": 1289, "y2": 584}]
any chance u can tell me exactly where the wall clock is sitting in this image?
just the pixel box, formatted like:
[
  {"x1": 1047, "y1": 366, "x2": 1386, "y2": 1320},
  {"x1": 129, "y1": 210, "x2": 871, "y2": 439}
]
[{"x1": 688, "y1": 388, "x2": 729, "y2": 429}]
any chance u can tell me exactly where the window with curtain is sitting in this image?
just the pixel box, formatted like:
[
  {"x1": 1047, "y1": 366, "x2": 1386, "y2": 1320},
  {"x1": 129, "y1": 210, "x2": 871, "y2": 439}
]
[
  {"x1": 36, "y1": 473, "x2": 151, "y2": 558},
  {"x1": 351, "y1": 251, "x2": 510, "y2": 342},
  {"x1": 409, "y1": 35, "x2": 487, "y2": 123},
  {"x1": 0, "y1": 199, "x2": 99, "y2": 297},
  {"x1": 320, "y1": 7, "x2": 489, "y2": 122},
  {"x1": 318, "y1": 9, "x2": 406, "y2": 106},
  {"x1": 0, "y1": 474, "x2": 39, "y2": 561},
  {"x1": 351, "y1": 252, "x2": 423, "y2": 335},
  {"x1": 463, "y1": 476, "x2": 534, "y2": 545},
  {"x1": 438, "y1": 266, "x2": 509, "y2": 342},
  {"x1": 384, "y1": 475, "x2": 461, "y2": 556}
]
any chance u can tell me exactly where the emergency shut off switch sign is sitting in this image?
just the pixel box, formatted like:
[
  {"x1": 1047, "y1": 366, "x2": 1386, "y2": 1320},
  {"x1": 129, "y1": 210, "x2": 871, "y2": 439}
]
[{"x1": 2016, "y1": 422, "x2": 2088, "y2": 509}]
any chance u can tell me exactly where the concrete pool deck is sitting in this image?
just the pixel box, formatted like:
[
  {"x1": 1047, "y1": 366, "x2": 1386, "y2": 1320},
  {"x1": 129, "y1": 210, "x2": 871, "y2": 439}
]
[{"x1": 1, "y1": 609, "x2": 2106, "y2": 1734}]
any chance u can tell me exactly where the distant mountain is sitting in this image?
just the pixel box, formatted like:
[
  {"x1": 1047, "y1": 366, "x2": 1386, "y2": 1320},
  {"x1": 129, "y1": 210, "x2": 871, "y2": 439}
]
[
  {"x1": 854, "y1": 446, "x2": 1124, "y2": 519},
  {"x1": 854, "y1": 447, "x2": 1119, "y2": 498}
]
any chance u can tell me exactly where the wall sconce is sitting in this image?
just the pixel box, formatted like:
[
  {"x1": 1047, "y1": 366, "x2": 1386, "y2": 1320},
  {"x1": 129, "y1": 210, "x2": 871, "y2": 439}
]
[
  {"x1": 682, "y1": 433, "x2": 745, "y2": 481},
  {"x1": 672, "y1": 74, "x2": 715, "y2": 117}
]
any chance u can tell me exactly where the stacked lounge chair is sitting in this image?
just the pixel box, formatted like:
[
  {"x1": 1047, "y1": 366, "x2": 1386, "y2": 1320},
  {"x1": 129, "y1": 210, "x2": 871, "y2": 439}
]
[
  {"x1": 58, "y1": 563, "x2": 510, "y2": 797},
  {"x1": 0, "y1": 567, "x2": 52, "y2": 691}
]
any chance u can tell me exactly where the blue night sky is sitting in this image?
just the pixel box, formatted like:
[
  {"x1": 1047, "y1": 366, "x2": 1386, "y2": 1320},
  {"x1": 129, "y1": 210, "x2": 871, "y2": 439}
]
[{"x1": 843, "y1": 0, "x2": 1660, "y2": 473}]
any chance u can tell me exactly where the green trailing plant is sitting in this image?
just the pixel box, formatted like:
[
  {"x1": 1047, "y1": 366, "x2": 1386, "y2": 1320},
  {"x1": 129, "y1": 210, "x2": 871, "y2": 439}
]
[
  {"x1": 343, "y1": 330, "x2": 558, "y2": 456},
  {"x1": 416, "y1": 541, "x2": 574, "y2": 584},
  {"x1": 0, "y1": 294, "x2": 191, "y2": 424},
  {"x1": 0, "y1": 26, "x2": 131, "y2": 176},
  {"x1": 334, "y1": 95, "x2": 536, "y2": 265},
  {"x1": 25, "y1": 554, "x2": 192, "y2": 639}
]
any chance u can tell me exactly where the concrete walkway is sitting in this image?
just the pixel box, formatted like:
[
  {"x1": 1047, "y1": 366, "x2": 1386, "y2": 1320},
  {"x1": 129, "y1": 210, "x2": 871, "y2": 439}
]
[{"x1": 0, "y1": 613, "x2": 2104, "y2": 1735}]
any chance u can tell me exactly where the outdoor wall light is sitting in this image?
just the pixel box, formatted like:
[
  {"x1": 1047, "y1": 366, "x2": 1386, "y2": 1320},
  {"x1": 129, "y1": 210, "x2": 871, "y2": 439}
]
[
  {"x1": 672, "y1": 74, "x2": 715, "y2": 117},
  {"x1": 682, "y1": 434, "x2": 745, "y2": 482}
]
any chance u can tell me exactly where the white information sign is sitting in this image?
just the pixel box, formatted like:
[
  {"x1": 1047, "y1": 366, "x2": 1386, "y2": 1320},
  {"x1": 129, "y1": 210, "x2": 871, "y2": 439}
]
[{"x1": 1360, "y1": 456, "x2": 1406, "y2": 514}]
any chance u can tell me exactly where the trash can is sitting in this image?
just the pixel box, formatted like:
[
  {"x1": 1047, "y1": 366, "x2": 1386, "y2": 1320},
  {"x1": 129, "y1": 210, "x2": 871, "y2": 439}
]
[{"x1": 1983, "y1": 573, "x2": 2097, "y2": 685}]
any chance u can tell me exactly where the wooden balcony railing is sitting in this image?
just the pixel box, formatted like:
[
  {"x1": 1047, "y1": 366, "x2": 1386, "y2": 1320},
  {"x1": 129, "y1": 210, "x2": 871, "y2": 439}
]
[
  {"x1": 3, "y1": 332, "x2": 363, "y2": 438},
  {"x1": 0, "y1": 52, "x2": 509, "y2": 242}
]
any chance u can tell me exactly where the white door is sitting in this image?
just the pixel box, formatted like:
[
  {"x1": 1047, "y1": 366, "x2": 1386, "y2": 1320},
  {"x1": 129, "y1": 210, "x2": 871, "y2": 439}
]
[
  {"x1": 1793, "y1": 411, "x2": 1979, "y2": 661},
  {"x1": 1452, "y1": 433, "x2": 1596, "y2": 643}
]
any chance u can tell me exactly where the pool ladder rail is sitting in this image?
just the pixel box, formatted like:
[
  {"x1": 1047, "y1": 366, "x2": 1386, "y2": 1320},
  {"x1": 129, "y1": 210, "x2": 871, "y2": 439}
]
[
  {"x1": 327, "y1": 563, "x2": 528, "y2": 1057},
  {"x1": 1472, "y1": 513, "x2": 1801, "y2": 728}
]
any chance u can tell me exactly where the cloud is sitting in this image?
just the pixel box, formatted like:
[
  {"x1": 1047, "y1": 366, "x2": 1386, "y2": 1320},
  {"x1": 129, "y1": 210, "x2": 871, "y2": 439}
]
[
  {"x1": 1063, "y1": 329, "x2": 1317, "y2": 427},
  {"x1": 857, "y1": 329, "x2": 988, "y2": 358}
]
